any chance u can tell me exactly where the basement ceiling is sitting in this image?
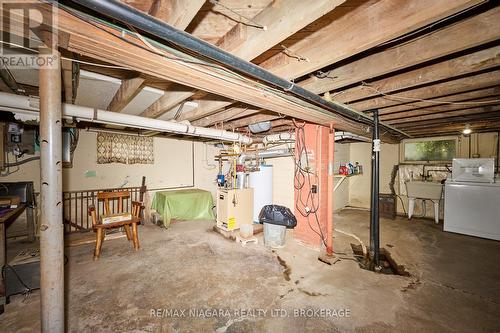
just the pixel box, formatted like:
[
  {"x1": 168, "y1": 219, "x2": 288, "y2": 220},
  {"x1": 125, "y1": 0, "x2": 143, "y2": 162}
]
[{"x1": 0, "y1": 0, "x2": 499, "y2": 140}]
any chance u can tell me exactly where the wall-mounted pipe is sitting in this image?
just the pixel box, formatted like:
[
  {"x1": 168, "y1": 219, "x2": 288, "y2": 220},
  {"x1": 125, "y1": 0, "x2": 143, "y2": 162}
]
[
  {"x1": 236, "y1": 148, "x2": 292, "y2": 189},
  {"x1": 69, "y1": 0, "x2": 410, "y2": 140},
  {"x1": 237, "y1": 148, "x2": 292, "y2": 165},
  {"x1": 262, "y1": 131, "x2": 371, "y2": 145},
  {"x1": 262, "y1": 132, "x2": 295, "y2": 145},
  {"x1": 0, "y1": 92, "x2": 252, "y2": 144}
]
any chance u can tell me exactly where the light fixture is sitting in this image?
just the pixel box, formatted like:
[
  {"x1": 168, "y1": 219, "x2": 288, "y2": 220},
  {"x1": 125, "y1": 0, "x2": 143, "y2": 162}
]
[{"x1": 462, "y1": 124, "x2": 472, "y2": 135}]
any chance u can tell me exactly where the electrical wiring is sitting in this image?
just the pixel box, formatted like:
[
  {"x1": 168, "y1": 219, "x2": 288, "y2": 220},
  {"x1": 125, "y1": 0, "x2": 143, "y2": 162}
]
[
  {"x1": 360, "y1": 82, "x2": 500, "y2": 105},
  {"x1": 208, "y1": 0, "x2": 267, "y2": 30},
  {"x1": 292, "y1": 120, "x2": 327, "y2": 247},
  {"x1": 0, "y1": 40, "x2": 129, "y2": 69}
]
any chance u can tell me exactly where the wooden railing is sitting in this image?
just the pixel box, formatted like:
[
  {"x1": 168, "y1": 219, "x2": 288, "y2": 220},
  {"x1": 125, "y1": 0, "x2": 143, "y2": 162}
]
[{"x1": 62, "y1": 186, "x2": 143, "y2": 233}]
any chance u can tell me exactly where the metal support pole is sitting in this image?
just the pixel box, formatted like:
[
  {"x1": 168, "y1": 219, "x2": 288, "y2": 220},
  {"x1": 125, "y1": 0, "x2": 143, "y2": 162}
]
[
  {"x1": 326, "y1": 126, "x2": 335, "y2": 255},
  {"x1": 39, "y1": 31, "x2": 64, "y2": 332},
  {"x1": 370, "y1": 109, "x2": 380, "y2": 268}
]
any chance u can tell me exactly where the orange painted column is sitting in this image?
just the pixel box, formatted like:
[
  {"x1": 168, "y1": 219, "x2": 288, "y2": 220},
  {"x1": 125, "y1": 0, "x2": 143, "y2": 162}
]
[{"x1": 293, "y1": 123, "x2": 331, "y2": 247}]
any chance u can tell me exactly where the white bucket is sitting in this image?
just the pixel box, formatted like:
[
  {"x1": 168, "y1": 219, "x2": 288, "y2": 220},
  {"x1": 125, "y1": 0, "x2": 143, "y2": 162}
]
[{"x1": 263, "y1": 223, "x2": 286, "y2": 248}]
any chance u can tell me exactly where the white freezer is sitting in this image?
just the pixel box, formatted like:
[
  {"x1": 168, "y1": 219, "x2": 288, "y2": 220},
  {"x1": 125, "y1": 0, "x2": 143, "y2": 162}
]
[{"x1": 444, "y1": 180, "x2": 500, "y2": 241}]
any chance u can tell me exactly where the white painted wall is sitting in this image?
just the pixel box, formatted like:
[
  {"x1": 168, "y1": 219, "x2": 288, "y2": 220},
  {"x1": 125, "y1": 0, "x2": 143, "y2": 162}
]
[
  {"x1": 266, "y1": 155, "x2": 294, "y2": 210},
  {"x1": 1, "y1": 131, "x2": 220, "y2": 196},
  {"x1": 348, "y1": 132, "x2": 500, "y2": 217},
  {"x1": 333, "y1": 142, "x2": 350, "y2": 211}
]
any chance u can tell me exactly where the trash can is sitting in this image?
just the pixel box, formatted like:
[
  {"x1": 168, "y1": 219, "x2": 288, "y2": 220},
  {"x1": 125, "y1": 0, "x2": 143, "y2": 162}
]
[{"x1": 259, "y1": 205, "x2": 297, "y2": 248}]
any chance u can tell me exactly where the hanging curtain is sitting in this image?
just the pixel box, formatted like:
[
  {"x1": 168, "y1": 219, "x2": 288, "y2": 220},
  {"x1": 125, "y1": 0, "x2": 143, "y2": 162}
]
[{"x1": 97, "y1": 133, "x2": 154, "y2": 164}]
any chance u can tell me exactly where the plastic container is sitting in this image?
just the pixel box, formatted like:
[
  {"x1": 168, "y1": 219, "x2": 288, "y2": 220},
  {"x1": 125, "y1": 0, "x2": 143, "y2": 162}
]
[
  {"x1": 263, "y1": 222, "x2": 286, "y2": 248},
  {"x1": 239, "y1": 224, "x2": 254, "y2": 239}
]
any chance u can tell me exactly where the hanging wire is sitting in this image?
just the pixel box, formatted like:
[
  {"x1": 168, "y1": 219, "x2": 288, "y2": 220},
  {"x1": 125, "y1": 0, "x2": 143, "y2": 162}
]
[
  {"x1": 208, "y1": 0, "x2": 267, "y2": 30},
  {"x1": 360, "y1": 82, "x2": 500, "y2": 105}
]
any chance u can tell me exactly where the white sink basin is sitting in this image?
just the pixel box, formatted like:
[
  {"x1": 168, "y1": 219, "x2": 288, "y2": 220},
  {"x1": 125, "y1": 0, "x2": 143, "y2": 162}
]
[{"x1": 406, "y1": 181, "x2": 443, "y2": 200}]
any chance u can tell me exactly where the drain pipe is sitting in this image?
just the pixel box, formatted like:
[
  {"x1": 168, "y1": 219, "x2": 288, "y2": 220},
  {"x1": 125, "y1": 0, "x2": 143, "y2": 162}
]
[
  {"x1": 69, "y1": 0, "x2": 409, "y2": 140},
  {"x1": 0, "y1": 92, "x2": 252, "y2": 144},
  {"x1": 262, "y1": 132, "x2": 295, "y2": 145},
  {"x1": 370, "y1": 110, "x2": 381, "y2": 269},
  {"x1": 236, "y1": 148, "x2": 292, "y2": 188}
]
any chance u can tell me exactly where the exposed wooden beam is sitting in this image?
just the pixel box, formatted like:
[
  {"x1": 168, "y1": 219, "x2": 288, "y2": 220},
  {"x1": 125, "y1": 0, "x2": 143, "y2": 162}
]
[
  {"x1": 193, "y1": 106, "x2": 261, "y2": 127},
  {"x1": 222, "y1": 113, "x2": 282, "y2": 130},
  {"x1": 161, "y1": 0, "x2": 348, "y2": 121},
  {"x1": 333, "y1": 46, "x2": 500, "y2": 104},
  {"x1": 390, "y1": 105, "x2": 500, "y2": 125},
  {"x1": 107, "y1": 76, "x2": 145, "y2": 112},
  {"x1": 384, "y1": 94, "x2": 500, "y2": 123},
  {"x1": 182, "y1": 0, "x2": 487, "y2": 122},
  {"x1": 351, "y1": 70, "x2": 500, "y2": 111},
  {"x1": 148, "y1": 0, "x2": 205, "y2": 30},
  {"x1": 0, "y1": 61, "x2": 21, "y2": 94},
  {"x1": 260, "y1": 0, "x2": 484, "y2": 79},
  {"x1": 399, "y1": 117, "x2": 500, "y2": 133},
  {"x1": 404, "y1": 121, "x2": 500, "y2": 136},
  {"x1": 61, "y1": 59, "x2": 80, "y2": 104},
  {"x1": 377, "y1": 86, "x2": 500, "y2": 116},
  {"x1": 135, "y1": 0, "x2": 205, "y2": 117},
  {"x1": 139, "y1": 88, "x2": 194, "y2": 118},
  {"x1": 47, "y1": 7, "x2": 389, "y2": 140},
  {"x1": 299, "y1": 6, "x2": 500, "y2": 95}
]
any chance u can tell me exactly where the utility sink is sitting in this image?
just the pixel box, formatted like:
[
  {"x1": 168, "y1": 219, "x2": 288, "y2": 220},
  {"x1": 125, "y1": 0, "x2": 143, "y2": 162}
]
[
  {"x1": 405, "y1": 181, "x2": 444, "y2": 224},
  {"x1": 405, "y1": 181, "x2": 443, "y2": 200}
]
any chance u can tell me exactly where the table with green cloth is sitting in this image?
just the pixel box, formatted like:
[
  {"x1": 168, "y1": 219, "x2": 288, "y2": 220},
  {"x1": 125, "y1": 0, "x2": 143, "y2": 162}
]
[{"x1": 151, "y1": 189, "x2": 215, "y2": 228}]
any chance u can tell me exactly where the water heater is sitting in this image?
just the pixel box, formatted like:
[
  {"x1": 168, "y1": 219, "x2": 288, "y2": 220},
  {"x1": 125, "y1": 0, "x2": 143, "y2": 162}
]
[{"x1": 248, "y1": 164, "x2": 273, "y2": 222}]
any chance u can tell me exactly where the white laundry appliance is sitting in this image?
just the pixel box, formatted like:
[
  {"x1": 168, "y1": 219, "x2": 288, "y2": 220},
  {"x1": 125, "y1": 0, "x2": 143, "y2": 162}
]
[{"x1": 444, "y1": 158, "x2": 500, "y2": 241}]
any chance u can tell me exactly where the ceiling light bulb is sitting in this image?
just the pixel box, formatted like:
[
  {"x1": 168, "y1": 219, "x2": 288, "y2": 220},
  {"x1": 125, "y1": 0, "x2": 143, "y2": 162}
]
[{"x1": 462, "y1": 124, "x2": 472, "y2": 135}]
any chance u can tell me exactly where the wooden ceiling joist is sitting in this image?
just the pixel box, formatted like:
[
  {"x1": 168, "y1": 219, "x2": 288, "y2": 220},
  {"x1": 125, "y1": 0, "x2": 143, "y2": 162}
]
[
  {"x1": 377, "y1": 86, "x2": 500, "y2": 116},
  {"x1": 259, "y1": 0, "x2": 484, "y2": 79},
  {"x1": 107, "y1": 76, "x2": 145, "y2": 112},
  {"x1": 147, "y1": 0, "x2": 205, "y2": 30},
  {"x1": 404, "y1": 121, "x2": 500, "y2": 136},
  {"x1": 151, "y1": 0, "x2": 348, "y2": 120},
  {"x1": 42, "y1": 5, "x2": 390, "y2": 139},
  {"x1": 179, "y1": 0, "x2": 488, "y2": 124},
  {"x1": 384, "y1": 94, "x2": 500, "y2": 123},
  {"x1": 193, "y1": 106, "x2": 261, "y2": 127},
  {"x1": 299, "y1": 5, "x2": 500, "y2": 95},
  {"x1": 389, "y1": 105, "x2": 500, "y2": 125},
  {"x1": 350, "y1": 70, "x2": 500, "y2": 111},
  {"x1": 333, "y1": 46, "x2": 500, "y2": 105}
]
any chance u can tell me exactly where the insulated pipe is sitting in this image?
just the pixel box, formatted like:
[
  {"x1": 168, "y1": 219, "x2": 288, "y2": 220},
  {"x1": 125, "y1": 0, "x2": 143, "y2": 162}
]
[
  {"x1": 39, "y1": 34, "x2": 64, "y2": 332},
  {"x1": 0, "y1": 92, "x2": 252, "y2": 144},
  {"x1": 370, "y1": 110, "x2": 380, "y2": 268},
  {"x1": 326, "y1": 127, "x2": 335, "y2": 256},
  {"x1": 237, "y1": 148, "x2": 292, "y2": 164},
  {"x1": 69, "y1": 0, "x2": 410, "y2": 140},
  {"x1": 262, "y1": 132, "x2": 295, "y2": 145},
  {"x1": 236, "y1": 148, "x2": 292, "y2": 189}
]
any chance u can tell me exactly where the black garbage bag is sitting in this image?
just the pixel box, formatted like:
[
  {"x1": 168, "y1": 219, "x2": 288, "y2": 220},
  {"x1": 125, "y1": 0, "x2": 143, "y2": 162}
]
[{"x1": 258, "y1": 205, "x2": 297, "y2": 228}]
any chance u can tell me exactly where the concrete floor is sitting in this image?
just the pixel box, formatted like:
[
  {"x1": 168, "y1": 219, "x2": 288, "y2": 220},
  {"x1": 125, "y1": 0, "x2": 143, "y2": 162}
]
[{"x1": 1, "y1": 209, "x2": 499, "y2": 332}]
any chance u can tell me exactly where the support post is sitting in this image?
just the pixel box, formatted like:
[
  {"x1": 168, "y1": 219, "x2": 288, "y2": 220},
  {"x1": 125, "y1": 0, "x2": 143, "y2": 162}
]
[
  {"x1": 326, "y1": 126, "x2": 335, "y2": 255},
  {"x1": 39, "y1": 31, "x2": 64, "y2": 332},
  {"x1": 370, "y1": 109, "x2": 380, "y2": 268}
]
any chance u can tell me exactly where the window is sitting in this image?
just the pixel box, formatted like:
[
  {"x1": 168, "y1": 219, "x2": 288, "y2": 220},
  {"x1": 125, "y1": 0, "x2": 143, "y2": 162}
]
[{"x1": 402, "y1": 137, "x2": 457, "y2": 163}]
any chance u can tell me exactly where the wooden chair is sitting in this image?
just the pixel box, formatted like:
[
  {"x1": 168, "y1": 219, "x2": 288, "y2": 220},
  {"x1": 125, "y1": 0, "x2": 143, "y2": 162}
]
[{"x1": 88, "y1": 191, "x2": 144, "y2": 260}]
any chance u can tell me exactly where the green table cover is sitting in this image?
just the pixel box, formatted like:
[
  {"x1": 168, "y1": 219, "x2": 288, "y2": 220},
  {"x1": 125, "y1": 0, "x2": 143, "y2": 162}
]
[{"x1": 151, "y1": 189, "x2": 215, "y2": 228}]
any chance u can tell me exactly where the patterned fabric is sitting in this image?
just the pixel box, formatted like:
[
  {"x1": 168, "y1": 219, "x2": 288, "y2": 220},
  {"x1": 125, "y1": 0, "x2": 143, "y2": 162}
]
[{"x1": 97, "y1": 133, "x2": 154, "y2": 164}]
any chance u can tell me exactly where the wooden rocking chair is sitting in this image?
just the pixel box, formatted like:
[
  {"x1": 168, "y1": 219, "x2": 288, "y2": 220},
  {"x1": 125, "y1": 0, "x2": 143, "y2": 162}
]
[{"x1": 88, "y1": 191, "x2": 144, "y2": 260}]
